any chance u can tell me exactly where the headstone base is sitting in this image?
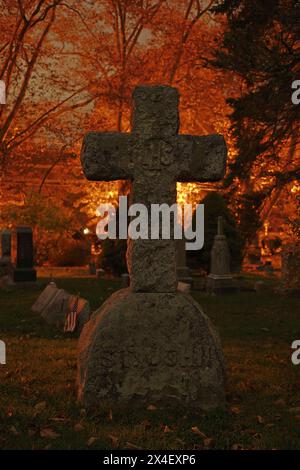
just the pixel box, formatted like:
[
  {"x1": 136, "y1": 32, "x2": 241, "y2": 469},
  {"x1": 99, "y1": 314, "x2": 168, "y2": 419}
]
[
  {"x1": 78, "y1": 288, "x2": 226, "y2": 411},
  {"x1": 207, "y1": 274, "x2": 236, "y2": 295},
  {"x1": 13, "y1": 268, "x2": 37, "y2": 282}
]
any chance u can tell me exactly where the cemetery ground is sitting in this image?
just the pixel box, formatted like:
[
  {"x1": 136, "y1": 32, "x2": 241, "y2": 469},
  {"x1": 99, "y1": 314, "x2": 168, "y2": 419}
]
[{"x1": 0, "y1": 275, "x2": 300, "y2": 450}]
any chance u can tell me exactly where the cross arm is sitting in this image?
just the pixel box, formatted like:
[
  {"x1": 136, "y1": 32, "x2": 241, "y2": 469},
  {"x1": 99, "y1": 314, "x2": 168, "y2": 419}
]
[
  {"x1": 81, "y1": 132, "x2": 134, "y2": 181},
  {"x1": 177, "y1": 134, "x2": 227, "y2": 182}
]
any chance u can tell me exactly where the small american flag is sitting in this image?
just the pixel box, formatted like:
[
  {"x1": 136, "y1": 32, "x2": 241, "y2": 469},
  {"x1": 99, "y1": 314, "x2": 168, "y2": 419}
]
[{"x1": 64, "y1": 295, "x2": 80, "y2": 333}]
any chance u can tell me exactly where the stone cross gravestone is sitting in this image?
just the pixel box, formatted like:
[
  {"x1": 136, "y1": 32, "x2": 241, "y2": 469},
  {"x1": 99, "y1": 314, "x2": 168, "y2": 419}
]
[
  {"x1": 207, "y1": 216, "x2": 235, "y2": 294},
  {"x1": 13, "y1": 227, "x2": 36, "y2": 282},
  {"x1": 78, "y1": 85, "x2": 227, "y2": 410}
]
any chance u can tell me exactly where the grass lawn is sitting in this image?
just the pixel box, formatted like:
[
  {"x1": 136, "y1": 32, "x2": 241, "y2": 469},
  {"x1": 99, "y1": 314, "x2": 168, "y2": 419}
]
[{"x1": 0, "y1": 276, "x2": 300, "y2": 450}]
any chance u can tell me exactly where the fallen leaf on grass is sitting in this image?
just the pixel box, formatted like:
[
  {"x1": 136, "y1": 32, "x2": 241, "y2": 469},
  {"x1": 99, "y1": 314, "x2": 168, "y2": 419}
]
[
  {"x1": 193, "y1": 444, "x2": 202, "y2": 450},
  {"x1": 125, "y1": 442, "x2": 142, "y2": 450},
  {"x1": 9, "y1": 426, "x2": 19, "y2": 436},
  {"x1": 175, "y1": 438, "x2": 186, "y2": 447},
  {"x1": 28, "y1": 428, "x2": 38, "y2": 437},
  {"x1": 230, "y1": 406, "x2": 241, "y2": 415},
  {"x1": 231, "y1": 443, "x2": 243, "y2": 450},
  {"x1": 273, "y1": 399, "x2": 286, "y2": 407},
  {"x1": 49, "y1": 417, "x2": 69, "y2": 423},
  {"x1": 257, "y1": 415, "x2": 264, "y2": 424},
  {"x1": 109, "y1": 434, "x2": 119, "y2": 447},
  {"x1": 191, "y1": 426, "x2": 207, "y2": 439},
  {"x1": 108, "y1": 409, "x2": 113, "y2": 421},
  {"x1": 34, "y1": 401, "x2": 47, "y2": 415},
  {"x1": 141, "y1": 419, "x2": 151, "y2": 430},
  {"x1": 74, "y1": 423, "x2": 84, "y2": 432},
  {"x1": 40, "y1": 428, "x2": 60, "y2": 440},
  {"x1": 203, "y1": 438, "x2": 215, "y2": 449},
  {"x1": 86, "y1": 436, "x2": 99, "y2": 447},
  {"x1": 147, "y1": 404, "x2": 157, "y2": 411},
  {"x1": 163, "y1": 425, "x2": 172, "y2": 433}
]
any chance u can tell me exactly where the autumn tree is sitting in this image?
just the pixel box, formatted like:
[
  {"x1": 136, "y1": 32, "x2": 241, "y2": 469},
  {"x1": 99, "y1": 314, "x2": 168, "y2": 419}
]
[{"x1": 0, "y1": 0, "x2": 99, "y2": 171}]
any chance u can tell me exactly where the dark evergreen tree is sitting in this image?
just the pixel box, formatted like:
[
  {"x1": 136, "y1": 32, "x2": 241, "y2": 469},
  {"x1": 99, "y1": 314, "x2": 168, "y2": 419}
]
[
  {"x1": 212, "y1": 0, "x2": 300, "y2": 246},
  {"x1": 188, "y1": 192, "x2": 243, "y2": 272}
]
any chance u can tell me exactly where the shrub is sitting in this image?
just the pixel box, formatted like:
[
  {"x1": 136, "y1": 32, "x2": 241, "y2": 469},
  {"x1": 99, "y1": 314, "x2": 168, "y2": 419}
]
[{"x1": 187, "y1": 192, "x2": 243, "y2": 273}]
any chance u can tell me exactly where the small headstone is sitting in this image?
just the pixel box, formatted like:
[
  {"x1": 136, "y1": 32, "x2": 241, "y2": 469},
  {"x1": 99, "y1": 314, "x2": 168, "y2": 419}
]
[
  {"x1": 88, "y1": 261, "x2": 97, "y2": 275},
  {"x1": 96, "y1": 268, "x2": 105, "y2": 278},
  {"x1": 13, "y1": 227, "x2": 36, "y2": 282},
  {"x1": 32, "y1": 282, "x2": 90, "y2": 332},
  {"x1": 207, "y1": 216, "x2": 236, "y2": 294},
  {"x1": 31, "y1": 281, "x2": 59, "y2": 314}
]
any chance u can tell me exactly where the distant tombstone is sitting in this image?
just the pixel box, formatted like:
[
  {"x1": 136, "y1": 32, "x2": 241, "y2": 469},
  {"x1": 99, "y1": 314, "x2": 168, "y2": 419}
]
[
  {"x1": 121, "y1": 273, "x2": 130, "y2": 287},
  {"x1": 281, "y1": 244, "x2": 300, "y2": 295},
  {"x1": 96, "y1": 268, "x2": 105, "y2": 278},
  {"x1": 207, "y1": 216, "x2": 235, "y2": 294},
  {"x1": 13, "y1": 227, "x2": 36, "y2": 282},
  {"x1": 88, "y1": 261, "x2": 97, "y2": 275}
]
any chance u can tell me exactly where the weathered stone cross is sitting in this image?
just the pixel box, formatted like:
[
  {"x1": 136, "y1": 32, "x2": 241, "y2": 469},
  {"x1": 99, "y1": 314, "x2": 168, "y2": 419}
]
[{"x1": 81, "y1": 85, "x2": 227, "y2": 292}]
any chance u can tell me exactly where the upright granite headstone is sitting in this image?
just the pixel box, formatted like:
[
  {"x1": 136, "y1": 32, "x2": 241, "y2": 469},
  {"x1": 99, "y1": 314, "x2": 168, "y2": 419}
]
[
  {"x1": 78, "y1": 85, "x2": 227, "y2": 410},
  {"x1": 13, "y1": 227, "x2": 36, "y2": 282},
  {"x1": 207, "y1": 216, "x2": 235, "y2": 294}
]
